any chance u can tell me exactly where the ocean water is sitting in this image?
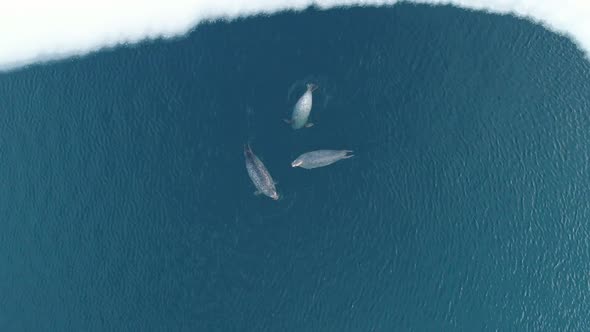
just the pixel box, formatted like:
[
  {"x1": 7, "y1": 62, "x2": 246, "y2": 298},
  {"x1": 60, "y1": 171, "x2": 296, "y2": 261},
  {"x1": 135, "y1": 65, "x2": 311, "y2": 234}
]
[{"x1": 1, "y1": 4, "x2": 590, "y2": 331}]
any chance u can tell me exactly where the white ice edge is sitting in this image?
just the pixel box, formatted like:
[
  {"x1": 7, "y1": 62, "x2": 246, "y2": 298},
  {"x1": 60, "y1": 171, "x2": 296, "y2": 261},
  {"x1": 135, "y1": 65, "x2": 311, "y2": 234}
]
[{"x1": 1, "y1": 0, "x2": 589, "y2": 71}]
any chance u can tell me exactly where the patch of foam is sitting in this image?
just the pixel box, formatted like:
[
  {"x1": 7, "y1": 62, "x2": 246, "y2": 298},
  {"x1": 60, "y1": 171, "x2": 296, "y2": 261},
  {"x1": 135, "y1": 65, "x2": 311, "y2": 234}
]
[{"x1": 1, "y1": 0, "x2": 589, "y2": 71}]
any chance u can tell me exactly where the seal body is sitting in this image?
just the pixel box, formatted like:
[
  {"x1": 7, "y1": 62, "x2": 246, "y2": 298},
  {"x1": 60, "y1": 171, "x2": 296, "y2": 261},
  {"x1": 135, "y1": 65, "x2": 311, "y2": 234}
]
[
  {"x1": 290, "y1": 84, "x2": 316, "y2": 129},
  {"x1": 291, "y1": 150, "x2": 354, "y2": 169},
  {"x1": 244, "y1": 144, "x2": 279, "y2": 200}
]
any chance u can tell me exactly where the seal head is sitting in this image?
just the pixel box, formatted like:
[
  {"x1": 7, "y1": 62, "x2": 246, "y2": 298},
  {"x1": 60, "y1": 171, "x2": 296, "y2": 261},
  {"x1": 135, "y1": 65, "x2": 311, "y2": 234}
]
[{"x1": 291, "y1": 159, "x2": 303, "y2": 167}]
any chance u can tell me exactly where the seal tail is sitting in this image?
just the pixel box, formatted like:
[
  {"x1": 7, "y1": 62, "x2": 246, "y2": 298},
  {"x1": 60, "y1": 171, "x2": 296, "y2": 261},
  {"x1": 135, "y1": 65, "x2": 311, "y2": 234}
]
[
  {"x1": 244, "y1": 142, "x2": 254, "y2": 159},
  {"x1": 343, "y1": 150, "x2": 354, "y2": 159},
  {"x1": 307, "y1": 83, "x2": 318, "y2": 92}
]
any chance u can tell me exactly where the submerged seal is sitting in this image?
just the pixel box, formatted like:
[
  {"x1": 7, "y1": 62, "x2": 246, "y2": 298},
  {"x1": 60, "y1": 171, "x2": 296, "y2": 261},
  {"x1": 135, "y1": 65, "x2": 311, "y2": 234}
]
[
  {"x1": 285, "y1": 83, "x2": 317, "y2": 129},
  {"x1": 291, "y1": 150, "x2": 354, "y2": 169},
  {"x1": 244, "y1": 144, "x2": 279, "y2": 200}
]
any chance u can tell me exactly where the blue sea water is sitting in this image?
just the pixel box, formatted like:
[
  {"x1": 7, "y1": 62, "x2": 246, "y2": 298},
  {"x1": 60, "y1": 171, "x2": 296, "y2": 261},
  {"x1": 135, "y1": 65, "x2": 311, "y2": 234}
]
[{"x1": 1, "y1": 4, "x2": 590, "y2": 331}]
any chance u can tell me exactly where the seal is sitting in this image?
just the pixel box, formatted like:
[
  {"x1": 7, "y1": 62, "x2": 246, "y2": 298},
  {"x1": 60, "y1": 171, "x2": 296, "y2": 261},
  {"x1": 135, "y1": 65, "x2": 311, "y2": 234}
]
[
  {"x1": 244, "y1": 144, "x2": 279, "y2": 200},
  {"x1": 291, "y1": 150, "x2": 354, "y2": 169},
  {"x1": 284, "y1": 83, "x2": 317, "y2": 129}
]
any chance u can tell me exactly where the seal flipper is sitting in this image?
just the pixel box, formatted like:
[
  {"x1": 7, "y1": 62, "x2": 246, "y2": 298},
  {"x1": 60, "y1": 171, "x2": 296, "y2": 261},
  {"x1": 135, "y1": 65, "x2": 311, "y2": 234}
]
[
  {"x1": 304, "y1": 122, "x2": 314, "y2": 128},
  {"x1": 254, "y1": 190, "x2": 262, "y2": 196},
  {"x1": 283, "y1": 118, "x2": 292, "y2": 124},
  {"x1": 342, "y1": 150, "x2": 354, "y2": 159}
]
